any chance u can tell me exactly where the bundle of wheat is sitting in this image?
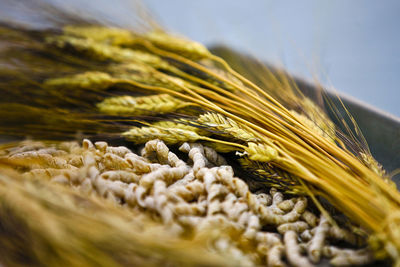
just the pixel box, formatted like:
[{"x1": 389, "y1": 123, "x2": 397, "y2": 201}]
[{"x1": 0, "y1": 6, "x2": 398, "y2": 267}]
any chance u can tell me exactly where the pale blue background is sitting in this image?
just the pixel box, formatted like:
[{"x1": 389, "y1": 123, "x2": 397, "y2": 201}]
[
  {"x1": 144, "y1": 0, "x2": 400, "y2": 117},
  {"x1": 2, "y1": 0, "x2": 399, "y2": 116}
]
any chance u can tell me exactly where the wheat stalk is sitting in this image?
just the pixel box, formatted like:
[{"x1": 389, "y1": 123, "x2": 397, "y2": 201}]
[
  {"x1": 197, "y1": 112, "x2": 259, "y2": 142},
  {"x1": 238, "y1": 158, "x2": 302, "y2": 193},
  {"x1": 122, "y1": 122, "x2": 245, "y2": 151},
  {"x1": 143, "y1": 31, "x2": 212, "y2": 60},
  {"x1": 244, "y1": 142, "x2": 279, "y2": 162},
  {"x1": 63, "y1": 25, "x2": 135, "y2": 45},
  {"x1": 44, "y1": 71, "x2": 114, "y2": 90},
  {"x1": 97, "y1": 94, "x2": 193, "y2": 116},
  {"x1": 153, "y1": 121, "x2": 210, "y2": 136},
  {"x1": 122, "y1": 126, "x2": 201, "y2": 145}
]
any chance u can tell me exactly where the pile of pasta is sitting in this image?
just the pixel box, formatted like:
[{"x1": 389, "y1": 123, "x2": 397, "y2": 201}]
[{"x1": 0, "y1": 139, "x2": 373, "y2": 267}]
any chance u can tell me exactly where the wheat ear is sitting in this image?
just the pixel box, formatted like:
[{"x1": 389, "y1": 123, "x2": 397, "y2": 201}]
[
  {"x1": 238, "y1": 158, "x2": 301, "y2": 193},
  {"x1": 97, "y1": 94, "x2": 193, "y2": 116},
  {"x1": 197, "y1": 112, "x2": 258, "y2": 142},
  {"x1": 44, "y1": 72, "x2": 114, "y2": 90},
  {"x1": 123, "y1": 122, "x2": 245, "y2": 150}
]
